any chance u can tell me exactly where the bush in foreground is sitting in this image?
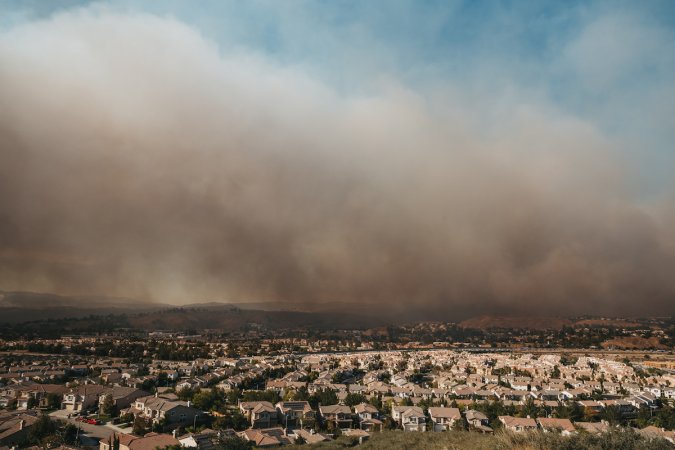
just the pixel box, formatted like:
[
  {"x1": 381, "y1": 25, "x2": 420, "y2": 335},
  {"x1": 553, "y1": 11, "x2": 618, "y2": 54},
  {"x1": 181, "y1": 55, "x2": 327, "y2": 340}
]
[{"x1": 284, "y1": 429, "x2": 674, "y2": 450}]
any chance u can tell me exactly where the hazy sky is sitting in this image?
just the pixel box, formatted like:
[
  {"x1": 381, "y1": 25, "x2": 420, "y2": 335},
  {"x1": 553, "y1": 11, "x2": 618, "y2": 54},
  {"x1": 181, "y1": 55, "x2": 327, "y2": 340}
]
[{"x1": 0, "y1": 1, "x2": 674, "y2": 317}]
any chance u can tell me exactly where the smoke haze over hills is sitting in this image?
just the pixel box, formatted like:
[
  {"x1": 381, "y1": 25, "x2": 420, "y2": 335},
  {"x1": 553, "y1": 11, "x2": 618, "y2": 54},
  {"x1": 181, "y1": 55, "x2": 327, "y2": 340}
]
[{"x1": 1, "y1": 4, "x2": 674, "y2": 318}]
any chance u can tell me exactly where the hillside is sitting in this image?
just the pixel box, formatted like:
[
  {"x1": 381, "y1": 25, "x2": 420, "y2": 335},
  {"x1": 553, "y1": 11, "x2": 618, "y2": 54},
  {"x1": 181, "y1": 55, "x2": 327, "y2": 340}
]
[
  {"x1": 0, "y1": 291, "x2": 170, "y2": 323},
  {"x1": 458, "y1": 315, "x2": 573, "y2": 330},
  {"x1": 601, "y1": 336, "x2": 669, "y2": 350},
  {"x1": 126, "y1": 307, "x2": 384, "y2": 331},
  {"x1": 575, "y1": 318, "x2": 642, "y2": 328},
  {"x1": 284, "y1": 429, "x2": 671, "y2": 450}
]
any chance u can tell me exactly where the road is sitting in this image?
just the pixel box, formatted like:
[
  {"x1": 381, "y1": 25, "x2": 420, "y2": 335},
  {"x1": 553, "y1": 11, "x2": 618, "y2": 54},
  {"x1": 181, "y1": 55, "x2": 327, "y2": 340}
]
[{"x1": 49, "y1": 409, "x2": 131, "y2": 444}]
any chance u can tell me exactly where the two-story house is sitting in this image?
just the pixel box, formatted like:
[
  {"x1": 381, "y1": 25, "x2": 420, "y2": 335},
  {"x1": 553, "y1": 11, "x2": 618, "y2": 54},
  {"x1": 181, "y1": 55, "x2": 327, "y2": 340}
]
[
  {"x1": 392, "y1": 406, "x2": 426, "y2": 432},
  {"x1": 428, "y1": 407, "x2": 461, "y2": 432},
  {"x1": 17, "y1": 384, "x2": 68, "y2": 410},
  {"x1": 127, "y1": 395, "x2": 202, "y2": 426},
  {"x1": 319, "y1": 405, "x2": 352, "y2": 430},
  {"x1": 464, "y1": 409, "x2": 492, "y2": 432},
  {"x1": 354, "y1": 403, "x2": 382, "y2": 432},
  {"x1": 62, "y1": 385, "x2": 108, "y2": 412},
  {"x1": 275, "y1": 401, "x2": 314, "y2": 428},
  {"x1": 97, "y1": 387, "x2": 149, "y2": 414},
  {"x1": 239, "y1": 401, "x2": 278, "y2": 429}
]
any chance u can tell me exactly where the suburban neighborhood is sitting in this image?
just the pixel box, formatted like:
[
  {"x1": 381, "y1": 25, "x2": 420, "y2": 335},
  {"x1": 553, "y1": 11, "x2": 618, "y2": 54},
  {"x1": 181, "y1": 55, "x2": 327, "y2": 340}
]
[{"x1": 1, "y1": 335, "x2": 675, "y2": 448}]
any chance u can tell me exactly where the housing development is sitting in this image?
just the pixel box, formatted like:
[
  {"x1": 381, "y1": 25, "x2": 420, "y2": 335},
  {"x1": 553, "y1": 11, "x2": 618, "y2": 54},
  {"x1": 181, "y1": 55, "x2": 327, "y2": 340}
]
[{"x1": 1, "y1": 324, "x2": 675, "y2": 449}]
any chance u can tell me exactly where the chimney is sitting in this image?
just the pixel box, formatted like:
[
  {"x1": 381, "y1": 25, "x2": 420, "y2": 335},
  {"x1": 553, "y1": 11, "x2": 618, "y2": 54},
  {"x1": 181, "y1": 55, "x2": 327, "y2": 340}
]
[
  {"x1": 19, "y1": 420, "x2": 25, "y2": 430},
  {"x1": 187, "y1": 401, "x2": 191, "y2": 408},
  {"x1": 172, "y1": 429, "x2": 177, "y2": 438},
  {"x1": 155, "y1": 392, "x2": 158, "y2": 398}
]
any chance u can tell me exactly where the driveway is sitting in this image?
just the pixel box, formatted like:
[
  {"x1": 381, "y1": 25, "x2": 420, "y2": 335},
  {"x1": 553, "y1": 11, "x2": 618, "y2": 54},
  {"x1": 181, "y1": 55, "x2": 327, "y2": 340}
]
[{"x1": 49, "y1": 410, "x2": 115, "y2": 441}]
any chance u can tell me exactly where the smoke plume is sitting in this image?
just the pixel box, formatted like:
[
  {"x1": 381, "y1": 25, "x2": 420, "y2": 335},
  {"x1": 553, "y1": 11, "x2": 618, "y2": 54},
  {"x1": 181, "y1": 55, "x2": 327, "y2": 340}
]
[{"x1": 1, "y1": 10, "x2": 674, "y2": 318}]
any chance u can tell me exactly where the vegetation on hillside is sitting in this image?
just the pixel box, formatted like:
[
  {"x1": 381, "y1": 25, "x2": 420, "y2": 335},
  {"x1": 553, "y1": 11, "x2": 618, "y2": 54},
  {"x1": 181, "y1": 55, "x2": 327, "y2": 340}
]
[{"x1": 285, "y1": 429, "x2": 674, "y2": 450}]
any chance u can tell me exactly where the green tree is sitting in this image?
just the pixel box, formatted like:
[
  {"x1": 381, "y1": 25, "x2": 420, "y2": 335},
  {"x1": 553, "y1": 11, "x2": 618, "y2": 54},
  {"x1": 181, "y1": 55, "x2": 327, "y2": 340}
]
[
  {"x1": 27, "y1": 396, "x2": 38, "y2": 409},
  {"x1": 520, "y1": 397, "x2": 539, "y2": 419},
  {"x1": 192, "y1": 389, "x2": 225, "y2": 412},
  {"x1": 453, "y1": 417, "x2": 467, "y2": 431},
  {"x1": 292, "y1": 387, "x2": 310, "y2": 401},
  {"x1": 178, "y1": 387, "x2": 199, "y2": 401},
  {"x1": 132, "y1": 416, "x2": 150, "y2": 436},
  {"x1": 101, "y1": 394, "x2": 116, "y2": 417},
  {"x1": 601, "y1": 405, "x2": 623, "y2": 426},
  {"x1": 551, "y1": 365, "x2": 561, "y2": 378},
  {"x1": 308, "y1": 389, "x2": 338, "y2": 409},
  {"x1": 227, "y1": 388, "x2": 242, "y2": 404},
  {"x1": 241, "y1": 390, "x2": 280, "y2": 404},
  {"x1": 29, "y1": 414, "x2": 55, "y2": 443},
  {"x1": 213, "y1": 411, "x2": 249, "y2": 431},
  {"x1": 119, "y1": 412, "x2": 135, "y2": 424},
  {"x1": 344, "y1": 393, "x2": 367, "y2": 407},
  {"x1": 63, "y1": 423, "x2": 78, "y2": 444},
  {"x1": 46, "y1": 393, "x2": 62, "y2": 410}
]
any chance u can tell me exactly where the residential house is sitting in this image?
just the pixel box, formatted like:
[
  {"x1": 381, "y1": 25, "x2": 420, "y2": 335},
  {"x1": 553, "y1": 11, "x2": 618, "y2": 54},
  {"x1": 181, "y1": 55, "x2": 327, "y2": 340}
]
[
  {"x1": 293, "y1": 429, "x2": 331, "y2": 445},
  {"x1": 98, "y1": 387, "x2": 148, "y2": 413},
  {"x1": 598, "y1": 400, "x2": 636, "y2": 417},
  {"x1": 128, "y1": 395, "x2": 202, "y2": 426},
  {"x1": 428, "y1": 407, "x2": 461, "y2": 432},
  {"x1": 178, "y1": 428, "x2": 221, "y2": 450},
  {"x1": 239, "y1": 401, "x2": 278, "y2": 429},
  {"x1": 17, "y1": 384, "x2": 68, "y2": 410},
  {"x1": 498, "y1": 416, "x2": 537, "y2": 433},
  {"x1": 319, "y1": 405, "x2": 352, "y2": 430},
  {"x1": 638, "y1": 426, "x2": 675, "y2": 444},
  {"x1": 237, "y1": 427, "x2": 292, "y2": 447},
  {"x1": 537, "y1": 418, "x2": 575, "y2": 435},
  {"x1": 628, "y1": 392, "x2": 657, "y2": 410},
  {"x1": 101, "y1": 370, "x2": 123, "y2": 385},
  {"x1": 0, "y1": 411, "x2": 39, "y2": 447},
  {"x1": 99, "y1": 432, "x2": 179, "y2": 450},
  {"x1": 354, "y1": 403, "x2": 382, "y2": 432},
  {"x1": 275, "y1": 401, "x2": 314, "y2": 428},
  {"x1": 342, "y1": 428, "x2": 370, "y2": 444},
  {"x1": 464, "y1": 410, "x2": 492, "y2": 433},
  {"x1": 577, "y1": 400, "x2": 603, "y2": 416},
  {"x1": 392, "y1": 406, "x2": 426, "y2": 432},
  {"x1": 62, "y1": 385, "x2": 108, "y2": 412}
]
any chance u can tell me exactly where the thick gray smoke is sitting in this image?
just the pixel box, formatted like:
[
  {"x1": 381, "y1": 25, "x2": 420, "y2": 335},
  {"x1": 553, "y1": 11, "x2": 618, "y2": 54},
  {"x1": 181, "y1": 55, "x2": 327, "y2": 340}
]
[{"x1": 1, "y1": 11, "x2": 674, "y2": 317}]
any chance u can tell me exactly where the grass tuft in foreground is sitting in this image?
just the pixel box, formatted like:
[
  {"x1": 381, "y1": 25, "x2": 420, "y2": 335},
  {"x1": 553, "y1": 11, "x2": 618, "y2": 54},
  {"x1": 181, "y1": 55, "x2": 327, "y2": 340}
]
[{"x1": 285, "y1": 429, "x2": 674, "y2": 450}]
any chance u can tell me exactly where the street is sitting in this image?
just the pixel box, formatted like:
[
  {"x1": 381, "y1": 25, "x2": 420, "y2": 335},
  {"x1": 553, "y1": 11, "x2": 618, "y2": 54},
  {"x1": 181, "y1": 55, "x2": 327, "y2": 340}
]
[{"x1": 49, "y1": 409, "x2": 132, "y2": 444}]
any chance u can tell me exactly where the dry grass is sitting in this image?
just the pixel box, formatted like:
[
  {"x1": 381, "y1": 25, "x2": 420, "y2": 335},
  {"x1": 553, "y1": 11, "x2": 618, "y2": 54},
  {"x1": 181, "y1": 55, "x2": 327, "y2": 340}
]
[{"x1": 285, "y1": 429, "x2": 674, "y2": 450}]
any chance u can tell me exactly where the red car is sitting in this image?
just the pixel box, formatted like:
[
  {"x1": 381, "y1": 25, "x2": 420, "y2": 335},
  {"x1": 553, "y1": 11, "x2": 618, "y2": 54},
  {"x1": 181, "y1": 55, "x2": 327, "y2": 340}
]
[{"x1": 85, "y1": 419, "x2": 101, "y2": 425}]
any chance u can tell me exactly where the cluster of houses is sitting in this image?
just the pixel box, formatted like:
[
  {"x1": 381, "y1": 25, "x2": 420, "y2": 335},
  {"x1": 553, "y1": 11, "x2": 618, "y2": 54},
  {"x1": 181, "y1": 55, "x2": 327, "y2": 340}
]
[{"x1": 2, "y1": 348, "x2": 675, "y2": 447}]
